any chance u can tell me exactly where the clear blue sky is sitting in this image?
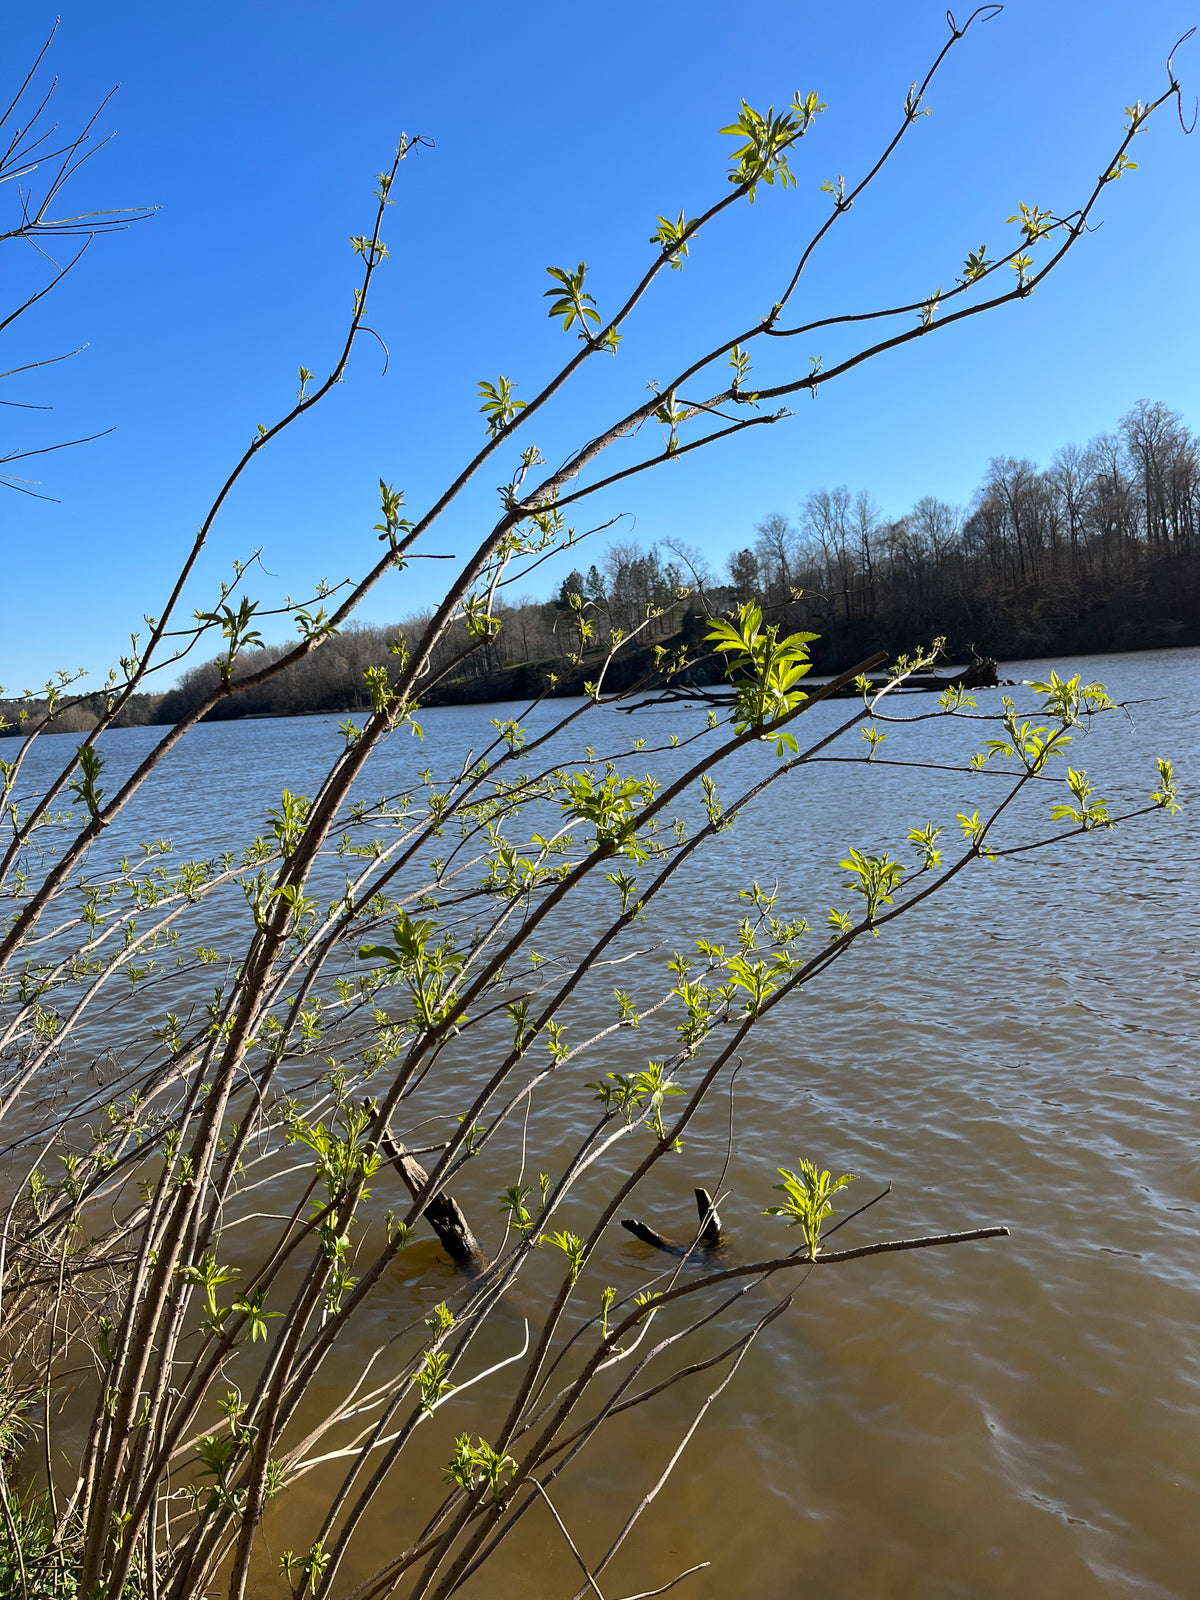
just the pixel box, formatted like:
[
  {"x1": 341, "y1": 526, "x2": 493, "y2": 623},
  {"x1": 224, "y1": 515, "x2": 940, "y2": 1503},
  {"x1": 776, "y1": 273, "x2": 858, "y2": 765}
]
[{"x1": 3, "y1": 0, "x2": 1197, "y2": 689}]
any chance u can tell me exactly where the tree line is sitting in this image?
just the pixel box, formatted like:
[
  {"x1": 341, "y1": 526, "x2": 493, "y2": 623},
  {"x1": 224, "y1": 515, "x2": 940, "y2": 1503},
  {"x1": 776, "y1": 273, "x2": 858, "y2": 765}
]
[
  {"x1": 730, "y1": 396, "x2": 1198, "y2": 672},
  {"x1": 4, "y1": 397, "x2": 1196, "y2": 735}
]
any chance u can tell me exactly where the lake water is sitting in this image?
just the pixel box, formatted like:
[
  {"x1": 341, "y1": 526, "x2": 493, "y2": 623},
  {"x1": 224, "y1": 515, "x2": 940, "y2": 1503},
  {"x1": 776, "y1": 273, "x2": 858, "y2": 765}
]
[{"x1": 8, "y1": 646, "x2": 1199, "y2": 1599}]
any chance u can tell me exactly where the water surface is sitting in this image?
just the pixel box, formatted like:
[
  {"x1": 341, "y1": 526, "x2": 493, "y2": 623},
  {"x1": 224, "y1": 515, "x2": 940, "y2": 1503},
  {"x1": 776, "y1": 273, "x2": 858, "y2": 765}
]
[{"x1": 11, "y1": 646, "x2": 1199, "y2": 1598}]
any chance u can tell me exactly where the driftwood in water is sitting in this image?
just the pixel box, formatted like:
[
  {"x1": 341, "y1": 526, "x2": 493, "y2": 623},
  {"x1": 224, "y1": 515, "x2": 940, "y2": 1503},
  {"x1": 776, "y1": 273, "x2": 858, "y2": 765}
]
[
  {"x1": 621, "y1": 1218, "x2": 681, "y2": 1254},
  {"x1": 382, "y1": 1132, "x2": 481, "y2": 1266},
  {"x1": 843, "y1": 656, "x2": 1000, "y2": 695},
  {"x1": 695, "y1": 1186, "x2": 723, "y2": 1247},
  {"x1": 621, "y1": 1186, "x2": 724, "y2": 1256}
]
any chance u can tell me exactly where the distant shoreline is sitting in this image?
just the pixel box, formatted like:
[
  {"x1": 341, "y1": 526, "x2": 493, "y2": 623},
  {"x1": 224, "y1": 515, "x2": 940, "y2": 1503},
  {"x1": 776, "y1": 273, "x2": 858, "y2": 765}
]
[{"x1": 5, "y1": 639, "x2": 1197, "y2": 738}]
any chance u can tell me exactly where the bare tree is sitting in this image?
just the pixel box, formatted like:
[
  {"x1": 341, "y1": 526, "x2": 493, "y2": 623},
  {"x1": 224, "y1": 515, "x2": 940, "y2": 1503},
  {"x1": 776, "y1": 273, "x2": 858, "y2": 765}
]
[
  {"x1": 1, "y1": 24, "x2": 151, "y2": 498},
  {"x1": 753, "y1": 512, "x2": 796, "y2": 599}
]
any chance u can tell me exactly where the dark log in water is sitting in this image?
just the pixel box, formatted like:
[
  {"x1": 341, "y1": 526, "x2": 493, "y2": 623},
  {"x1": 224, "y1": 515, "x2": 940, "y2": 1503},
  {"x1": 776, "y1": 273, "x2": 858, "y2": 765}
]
[
  {"x1": 382, "y1": 1133, "x2": 481, "y2": 1266},
  {"x1": 695, "y1": 1185, "x2": 723, "y2": 1247},
  {"x1": 847, "y1": 656, "x2": 1000, "y2": 695},
  {"x1": 620, "y1": 1186, "x2": 724, "y2": 1255}
]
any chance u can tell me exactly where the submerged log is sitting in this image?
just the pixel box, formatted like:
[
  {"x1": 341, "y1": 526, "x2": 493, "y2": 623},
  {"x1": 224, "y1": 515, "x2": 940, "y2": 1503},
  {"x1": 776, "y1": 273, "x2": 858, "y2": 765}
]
[
  {"x1": 620, "y1": 1218, "x2": 682, "y2": 1254},
  {"x1": 790, "y1": 655, "x2": 1000, "y2": 697},
  {"x1": 382, "y1": 1133, "x2": 481, "y2": 1267},
  {"x1": 620, "y1": 1188, "x2": 725, "y2": 1256},
  {"x1": 694, "y1": 1186, "x2": 722, "y2": 1247}
]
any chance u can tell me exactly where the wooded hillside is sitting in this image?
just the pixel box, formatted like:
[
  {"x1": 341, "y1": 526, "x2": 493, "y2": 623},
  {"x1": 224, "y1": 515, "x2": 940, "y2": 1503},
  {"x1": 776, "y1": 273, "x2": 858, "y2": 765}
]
[{"x1": 6, "y1": 398, "x2": 1196, "y2": 734}]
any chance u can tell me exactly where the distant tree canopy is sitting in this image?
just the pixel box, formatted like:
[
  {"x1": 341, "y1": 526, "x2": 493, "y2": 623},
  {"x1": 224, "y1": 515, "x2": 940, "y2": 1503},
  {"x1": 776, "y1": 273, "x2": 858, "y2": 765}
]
[
  {"x1": 759, "y1": 397, "x2": 1198, "y2": 664},
  {"x1": 144, "y1": 397, "x2": 1200, "y2": 722},
  {"x1": 9, "y1": 397, "x2": 1191, "y2": 735}
]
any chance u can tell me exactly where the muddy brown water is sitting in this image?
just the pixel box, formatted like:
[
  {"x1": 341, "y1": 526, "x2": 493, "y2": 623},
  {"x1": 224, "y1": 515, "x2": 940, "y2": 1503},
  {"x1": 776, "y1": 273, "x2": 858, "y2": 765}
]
[{"x1": 7, "y1": 646, "x2": 1198, "y2": 1598}]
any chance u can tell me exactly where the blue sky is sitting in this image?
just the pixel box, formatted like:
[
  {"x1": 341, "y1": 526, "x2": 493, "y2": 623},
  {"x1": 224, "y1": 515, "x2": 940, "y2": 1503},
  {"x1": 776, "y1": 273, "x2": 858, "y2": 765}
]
[{"x1": 3, "y1": 0, "x2": 1197, "y2": 689}]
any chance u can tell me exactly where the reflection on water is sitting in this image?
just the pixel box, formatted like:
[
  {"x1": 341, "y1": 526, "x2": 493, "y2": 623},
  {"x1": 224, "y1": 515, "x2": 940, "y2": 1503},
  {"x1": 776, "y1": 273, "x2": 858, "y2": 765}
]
[{"x1": 11, "y1": 647, "x2": 1199, "y2": 1598}]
